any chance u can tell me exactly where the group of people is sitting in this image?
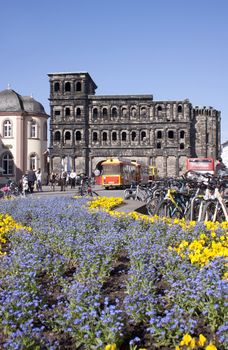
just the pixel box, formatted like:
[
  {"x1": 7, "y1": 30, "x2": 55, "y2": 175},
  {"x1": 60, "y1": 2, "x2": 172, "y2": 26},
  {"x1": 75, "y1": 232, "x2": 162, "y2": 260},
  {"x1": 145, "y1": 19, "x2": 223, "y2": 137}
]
[
  {"x1": 49, "y1": 171, "x2": 68, "y2": 191},
  {"x1": 19, "y1": 168, "x2": 79, "y2": 194},
  {"x1": 48, "y1": 171, "x2": 90, "y2": 191},
  {"x1": 19, "y1": 168, "x2": 42, "y2": 195}
]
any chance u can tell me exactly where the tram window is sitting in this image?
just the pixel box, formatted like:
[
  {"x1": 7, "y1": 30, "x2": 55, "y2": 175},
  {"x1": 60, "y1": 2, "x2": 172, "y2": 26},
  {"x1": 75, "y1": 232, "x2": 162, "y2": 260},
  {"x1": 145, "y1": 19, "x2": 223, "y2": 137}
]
[{"x1": 102, "y1": 165, "x2": 120, "y2": 174}]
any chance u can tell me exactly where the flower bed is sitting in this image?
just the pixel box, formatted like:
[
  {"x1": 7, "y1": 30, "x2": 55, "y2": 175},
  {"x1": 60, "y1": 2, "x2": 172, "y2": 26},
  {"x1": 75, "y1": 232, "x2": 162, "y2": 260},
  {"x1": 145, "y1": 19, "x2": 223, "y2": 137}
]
[{"x1": 0, "y1": 196, "x2": 227, "y2": 350}]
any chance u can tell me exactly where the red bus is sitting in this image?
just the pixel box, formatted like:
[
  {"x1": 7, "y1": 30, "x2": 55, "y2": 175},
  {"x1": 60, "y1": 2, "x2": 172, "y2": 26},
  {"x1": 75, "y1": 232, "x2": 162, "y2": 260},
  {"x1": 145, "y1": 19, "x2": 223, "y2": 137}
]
[{"x1": 186, "y1": 158, "x2": 215, "y2": 174}]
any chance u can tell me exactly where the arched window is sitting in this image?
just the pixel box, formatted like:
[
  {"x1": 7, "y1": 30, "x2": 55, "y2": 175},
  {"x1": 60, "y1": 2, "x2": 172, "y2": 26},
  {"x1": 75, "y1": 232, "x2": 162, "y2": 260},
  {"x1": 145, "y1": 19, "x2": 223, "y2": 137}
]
[
  {"x1": 65, "y1": 131, "x2": 71, "y2": 141},
  {"x1": 156, "y1": 142, "x2": 161, "y2": 149},
  {"x1": 93, "y1": 132, "x2": 98, "y2": 142},
  {"x1": 168, "y1": 130, "x2": 174, "y2": 139},
  {"x1": 177, "y1": 105, "x2": 183, "y2": 113},
  {"x1": 131, "y1": 131, "x2": 137, "y2": 141},
  {"x1": 1, "y1": 153, "x2": 14, "y2": 175},
  {"x1": 54, "y1": 110, "x2": 61, "y2": 118},
  {"x1": 102, "y1": 132, "x2": 107, "y2": 141},
  {"x1": 131, "y1": 107, "x2": 136, "y2": 117},
  {"x1": 76, "y1": 82, "x2": 82, "y2": 91},
  {"x1": 65, "y1": 82, "x2": 71, "y2": 92},
  {"x1": 122, "y1": 108, "x2": 127, "y2": 117},
  {"x1": 76, "y1": 107, "x2": 81, "y2": 116},
  {"x1": 76, "y1": 131, "x2": 81, "y2": 141},
  {"x1": 141, "y1": 107, "x2": 146, "y2": 116},
  {"x1": 111, "y1": 107, "x2": 117, "y2": 118},
  {"x1": 102, "y1": 108, "x2": 108, "y2": 117},
  {"x1": 157, "y1": 106, "x2": 162, "y2": 112},
  {"x1": 141, "y1": 131, "x2": 146, "y2": 141},
  {"x1": 54, "y1": 82, "x2": 60, "y2": 92},
  {"x1": 112, "y1": 132, "x2": 117, "y2": 141},
  {"x1": 121, "y1": 132, "x2": 127, "y2": 141},
  {"x1": 54, "y1": 131, "x2": 61, "y2": 142},
  {"x1": 43, "y1": 121, "x2": 47, "y2": 141},
  {"x1": 180, "y1": 130, "x2": 185, "y2": 138},
  {"x1": 30, "y1": 120, "x2": 37, "y2": 138},
  {"x1": 93, "y1": 108, "x2": 98, "y2": 118},
  {"x1": 65, "y1": 108, "x2": 71, "y2": 116},
  {"x1": 180, "y1": 143, "x2": 185, "y2": 150},
  {"x1": 157, "y1": 130, "x2": 162, "y2": 139},
  {"x1": 30, "y1": 153, "x2": 37, "y2": 170},
  {"x1": 3, "y1": 120, "x2": 12, "y2": 137}
]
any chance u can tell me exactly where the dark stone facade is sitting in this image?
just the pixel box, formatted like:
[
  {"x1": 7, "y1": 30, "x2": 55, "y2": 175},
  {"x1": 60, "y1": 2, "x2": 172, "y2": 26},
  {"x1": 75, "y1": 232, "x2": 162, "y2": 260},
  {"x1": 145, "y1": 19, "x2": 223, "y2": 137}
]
[{"x1": 48, "y1": 72, "x2": 221, "y2": 177}]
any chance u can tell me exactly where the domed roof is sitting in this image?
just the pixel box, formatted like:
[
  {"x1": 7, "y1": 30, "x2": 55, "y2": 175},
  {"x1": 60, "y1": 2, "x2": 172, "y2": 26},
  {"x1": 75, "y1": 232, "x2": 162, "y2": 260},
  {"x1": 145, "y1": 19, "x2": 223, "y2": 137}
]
[
  {"x1": 0, "y1": 89, "x2": 24, "y2": 112},
  {"x1": 0, "y1": 88, "x2": 48, "y2": 116},
  {"x1": 22, "y1": 96, "x2": 46, "y2": 115}
]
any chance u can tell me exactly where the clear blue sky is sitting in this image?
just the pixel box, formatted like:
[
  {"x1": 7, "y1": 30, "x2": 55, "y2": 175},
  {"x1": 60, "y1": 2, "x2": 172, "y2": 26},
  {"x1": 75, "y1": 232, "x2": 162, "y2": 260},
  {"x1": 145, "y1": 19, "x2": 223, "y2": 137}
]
[{"x1": 1, "y1": 0, "x2": 227, "y2": 142}]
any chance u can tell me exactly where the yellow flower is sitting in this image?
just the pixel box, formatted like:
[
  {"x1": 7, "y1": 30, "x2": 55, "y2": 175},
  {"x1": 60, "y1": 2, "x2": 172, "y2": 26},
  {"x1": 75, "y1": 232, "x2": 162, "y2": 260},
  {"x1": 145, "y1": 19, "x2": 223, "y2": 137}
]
[
  {"x1": 175, "y1": 347, "x2": 181, "y2": 350},
  {"x1": 205, "y1": 344, "x2": 217, "y2": 350},
  {"x1": 198, "y1": 334, "x2": 206, "y2": 346},
  {"x1": 211, "y1": 231, "x2": 216, "y2": 238},
  {"x1": 104, "y1": 344, "x2": 117, "y2": 350},
  {"x1": 189, "y1": 337, "x2": 196, "y2": 349},
  {"x1": 180, "y1": 333, "x2": 192, "y2": 346},
  {"x1": 223, "y1": 272, "x2": 228, "y2": 280}
]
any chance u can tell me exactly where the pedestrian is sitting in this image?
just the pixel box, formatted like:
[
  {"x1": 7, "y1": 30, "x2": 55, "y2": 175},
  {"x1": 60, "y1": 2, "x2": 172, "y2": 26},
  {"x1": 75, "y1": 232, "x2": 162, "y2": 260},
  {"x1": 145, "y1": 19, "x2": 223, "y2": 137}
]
[
  {"x1": 22, "y1": 173, "x2": 29, "y2": 196},
  {"x1": 69, "y1": 170, "x2": 76, "y2": 188},
  {"x1": 215, "y1": 157, "x2": 226, "y2": 176},
  {"x1": 50, "y1": 172, "x2": 56, "y2": 191},
  {"x1": 60, "y1": 171, "x2": 67, "y2": 191},
  {"x1": 27, "y1": 170, "x2": 36, "y2": 193},
  {"x1": 36, "y1": 168, "x2": 42, "y2": 192}
]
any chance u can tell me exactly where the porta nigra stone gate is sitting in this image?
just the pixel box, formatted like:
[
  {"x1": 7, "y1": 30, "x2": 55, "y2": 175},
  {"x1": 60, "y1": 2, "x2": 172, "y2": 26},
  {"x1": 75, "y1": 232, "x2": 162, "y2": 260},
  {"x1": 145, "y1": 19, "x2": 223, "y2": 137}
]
[{"x1": 48, "y1": 72, "x2": 221, "y2": 177}]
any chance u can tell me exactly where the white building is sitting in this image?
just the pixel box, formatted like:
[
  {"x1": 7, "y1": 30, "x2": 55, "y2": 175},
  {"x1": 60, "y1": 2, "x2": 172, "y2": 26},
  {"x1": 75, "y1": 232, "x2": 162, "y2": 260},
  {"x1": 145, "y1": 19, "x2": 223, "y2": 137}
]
[
  {"x1": 221, "y1": 140, "x2": 228, "y2": 167},
  {"x1": 0, "y1": 88, "x2": 49, "y2": 184}
]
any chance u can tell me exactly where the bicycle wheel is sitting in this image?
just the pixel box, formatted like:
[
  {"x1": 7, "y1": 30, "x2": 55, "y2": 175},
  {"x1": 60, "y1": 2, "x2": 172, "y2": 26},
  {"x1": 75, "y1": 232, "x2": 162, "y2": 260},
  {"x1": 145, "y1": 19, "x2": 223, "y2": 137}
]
[
  {"x1": 156, "y1": 200, "x2": 183, "y2": 219},
  {"x1": 202, "y1": 200, "x2": 226, "y2": 222},
  {"x1": 147, "y1": 197, "x2": 160, "y2": 216},
  {"x1": 185, "y1": 197, "x2": 204, "y2": 221}
]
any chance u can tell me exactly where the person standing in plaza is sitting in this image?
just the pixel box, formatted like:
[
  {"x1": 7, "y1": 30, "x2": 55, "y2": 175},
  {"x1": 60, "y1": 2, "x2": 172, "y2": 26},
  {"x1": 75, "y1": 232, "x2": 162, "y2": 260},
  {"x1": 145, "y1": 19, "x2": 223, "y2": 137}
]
[
  {"x1": 36, "y1": 168, "x2": 42, "y2": 192},
  {"x1": 27, "y1": 170, "x2": 36, "y2": 193},
  {"x1": 69, "y1": 170, "x2": 76, "y2": 188},
  {"x1": 50, "y1": 172, "x2": 56, "y2": 191},
  {"x1": 21, "y1": 172, "x2": 29, "y2": 196},
  {"x1": 60, "y1": 171, "x2": 67, "y2": 191},
  {"x1": 215, "y1": 157, "x2": 226, "y2": 176}
]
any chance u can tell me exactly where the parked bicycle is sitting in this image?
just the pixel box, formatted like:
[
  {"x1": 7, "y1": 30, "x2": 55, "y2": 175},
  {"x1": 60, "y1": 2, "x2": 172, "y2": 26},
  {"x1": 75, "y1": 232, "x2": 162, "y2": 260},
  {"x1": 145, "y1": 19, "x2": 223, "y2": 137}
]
[{"x1": 77, "y1": 176, "x2": 99, "y2": 197}]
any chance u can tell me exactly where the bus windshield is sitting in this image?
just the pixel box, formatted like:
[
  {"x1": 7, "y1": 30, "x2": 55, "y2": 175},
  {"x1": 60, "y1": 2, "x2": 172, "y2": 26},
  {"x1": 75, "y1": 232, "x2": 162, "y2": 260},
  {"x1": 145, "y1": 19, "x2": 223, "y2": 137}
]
[{"x1": 102, "y1": 165, "x2": 121, "y2": 175}]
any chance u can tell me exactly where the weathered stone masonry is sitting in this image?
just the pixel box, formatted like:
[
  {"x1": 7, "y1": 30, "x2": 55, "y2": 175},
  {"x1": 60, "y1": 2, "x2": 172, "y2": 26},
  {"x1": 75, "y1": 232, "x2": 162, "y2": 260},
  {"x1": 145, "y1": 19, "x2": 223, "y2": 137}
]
[{"x1": 48, "y1": 72, "x2": 221, "y2": 177}]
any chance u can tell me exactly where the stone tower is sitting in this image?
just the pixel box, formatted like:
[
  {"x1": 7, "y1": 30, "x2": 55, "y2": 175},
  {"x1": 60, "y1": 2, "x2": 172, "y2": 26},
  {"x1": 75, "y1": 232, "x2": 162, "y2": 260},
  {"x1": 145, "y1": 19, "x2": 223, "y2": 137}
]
[{"x1": 48, "y1": 72, "x2": 97, "y2": 174}]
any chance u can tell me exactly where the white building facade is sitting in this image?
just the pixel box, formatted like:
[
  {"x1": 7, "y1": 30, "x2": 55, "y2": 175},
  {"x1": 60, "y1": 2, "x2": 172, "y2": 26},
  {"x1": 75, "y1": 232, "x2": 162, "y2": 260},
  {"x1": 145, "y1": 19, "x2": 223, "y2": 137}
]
[
  {"x1": 221, "y1": 140, "x2": 228, "y2": 168},
  {"x1": 0, "y1": 89, "x2": 49, "y2": 184}
]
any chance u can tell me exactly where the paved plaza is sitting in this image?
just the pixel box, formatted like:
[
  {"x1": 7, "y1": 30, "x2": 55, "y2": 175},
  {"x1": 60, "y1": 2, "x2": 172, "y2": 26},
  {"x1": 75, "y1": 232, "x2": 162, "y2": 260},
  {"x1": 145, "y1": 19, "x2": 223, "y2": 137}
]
[{"x1": 32, "y1": 184, "x2": 146, "y2": 213}]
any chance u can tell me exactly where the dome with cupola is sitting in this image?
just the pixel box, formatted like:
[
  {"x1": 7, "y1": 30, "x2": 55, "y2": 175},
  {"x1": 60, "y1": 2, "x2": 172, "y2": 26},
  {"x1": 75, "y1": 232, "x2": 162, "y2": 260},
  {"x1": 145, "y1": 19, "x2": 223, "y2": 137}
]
[
  {"x1": 0, "y1": 89, "x2": 24, "y2": 112},
  {"x1": 0, "y1": 88, "x2": 48, "y2": 115}
]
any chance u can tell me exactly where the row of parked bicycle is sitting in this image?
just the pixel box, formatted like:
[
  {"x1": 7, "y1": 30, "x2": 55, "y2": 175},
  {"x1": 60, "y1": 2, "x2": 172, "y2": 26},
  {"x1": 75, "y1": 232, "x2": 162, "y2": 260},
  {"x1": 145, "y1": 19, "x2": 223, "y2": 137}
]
[{"x1": 124, "y1": 171, "x2": 228, "y2": 222}]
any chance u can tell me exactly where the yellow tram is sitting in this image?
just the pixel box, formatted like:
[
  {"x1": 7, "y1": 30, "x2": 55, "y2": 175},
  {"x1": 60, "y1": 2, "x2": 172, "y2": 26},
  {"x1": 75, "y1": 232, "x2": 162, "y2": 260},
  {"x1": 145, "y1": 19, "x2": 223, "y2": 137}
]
[{"x1": 101, "y1": 158, "x2": 150, "y2": 189}]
